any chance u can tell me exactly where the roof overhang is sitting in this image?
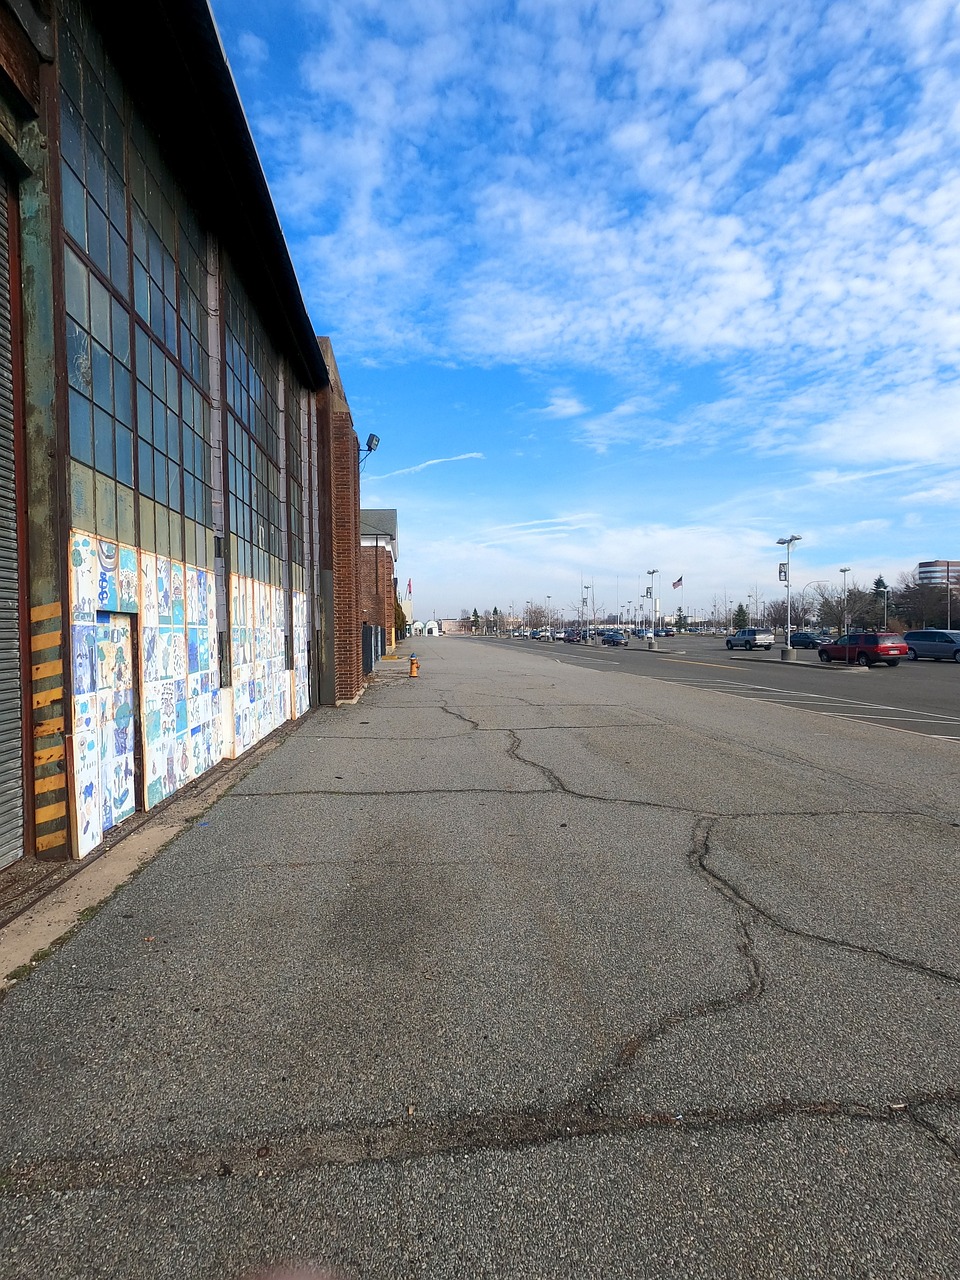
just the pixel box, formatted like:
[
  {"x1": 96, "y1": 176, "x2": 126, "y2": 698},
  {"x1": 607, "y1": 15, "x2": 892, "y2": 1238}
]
[{"x1": 81, "y1": 0, "x2": 328, "y2": 390}]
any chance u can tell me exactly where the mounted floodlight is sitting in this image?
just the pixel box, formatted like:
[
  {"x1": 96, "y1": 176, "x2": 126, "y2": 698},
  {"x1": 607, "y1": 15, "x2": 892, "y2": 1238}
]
[{"x1": 365, "y1": 434, "x2": 380, "y2": 453}]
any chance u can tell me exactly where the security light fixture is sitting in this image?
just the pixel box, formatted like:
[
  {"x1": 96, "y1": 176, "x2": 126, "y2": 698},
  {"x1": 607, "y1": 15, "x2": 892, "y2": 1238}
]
[{"x1": 359, "y1": 433, "x2": 381, "y2": 471}]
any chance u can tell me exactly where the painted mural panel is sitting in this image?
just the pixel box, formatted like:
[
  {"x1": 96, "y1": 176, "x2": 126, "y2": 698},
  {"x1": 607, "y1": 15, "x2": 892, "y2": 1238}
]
[
  {"x1": 141, "y1": 551, "x2": 159, "y2": 626},
  {"x1": 293, "y1": 590, "x2": 309, "y2": 717},
  {"x1": 70, "y1": 532, "x2": 98, "y2": 622},
  {"x1": 71, "y1": 532, "x2": 227, "y2": 838},
  {"x1": 141, "y1": 555, "x2": 225, "y2": 808},
  {"x1": 70, "y1": 531, "x2": 303, "y2": 851},
  {"x1": 156, "y1": 556, "x2": 172, "y2": 624},
  {"x1": 119, "y1": 546, "x2": 139, "y2": 612},
  {"x1": 96, "y1": 613, "x2": 136, "y2": 832},
  {"x1": 228, "y1": 573, "x2": 294, "y2": 757},
  {"x1": 70, "y1": 533, "x2": 137, "y2": 855},
  {"x1": 72, "y1": 702, "x2": 102, "y2": 857}
]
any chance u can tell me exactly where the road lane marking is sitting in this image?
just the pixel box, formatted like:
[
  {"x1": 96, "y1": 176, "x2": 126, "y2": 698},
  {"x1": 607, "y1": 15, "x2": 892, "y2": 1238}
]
[{"x1": 649, "y1": 671, "x2": 960, "y2": 740}]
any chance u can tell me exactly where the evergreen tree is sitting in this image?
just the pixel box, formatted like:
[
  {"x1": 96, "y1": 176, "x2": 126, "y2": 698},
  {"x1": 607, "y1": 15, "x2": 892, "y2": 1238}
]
[{"x1": 732, "y1": 602, "x2": 749, "y2": 629}]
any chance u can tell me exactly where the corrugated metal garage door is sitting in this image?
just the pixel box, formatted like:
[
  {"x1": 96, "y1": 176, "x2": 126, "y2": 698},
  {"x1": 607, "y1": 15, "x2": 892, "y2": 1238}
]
[{"x1": 0, "y1": 174, "x2": 24, "y2": 870}]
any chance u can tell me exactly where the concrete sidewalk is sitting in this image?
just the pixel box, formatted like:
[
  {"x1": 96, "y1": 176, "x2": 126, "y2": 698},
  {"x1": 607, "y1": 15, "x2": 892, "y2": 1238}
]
[{"x1": 1, "y1": 636, "x2": 958, "y2": 1278}]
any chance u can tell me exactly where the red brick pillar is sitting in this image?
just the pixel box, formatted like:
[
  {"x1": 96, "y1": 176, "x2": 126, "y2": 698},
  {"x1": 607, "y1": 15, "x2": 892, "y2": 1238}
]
[{"x1": 316, "y1": 338, "x2": 363, "y2": 703}]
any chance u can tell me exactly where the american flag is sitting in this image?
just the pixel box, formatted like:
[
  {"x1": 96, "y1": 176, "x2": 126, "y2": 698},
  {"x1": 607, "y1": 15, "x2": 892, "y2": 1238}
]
[{"x1": 672, "y1": 576, "x2": 683, "y2": 590}]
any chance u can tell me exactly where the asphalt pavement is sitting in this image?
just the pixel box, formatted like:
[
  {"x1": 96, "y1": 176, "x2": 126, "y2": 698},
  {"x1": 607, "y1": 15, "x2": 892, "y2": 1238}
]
[
  {"x1": 1, "y1": 636, "x2": 958, "y2": 1278},
  {"x1": 495, "y1": 634, "x2": 960, "y2": 739}
]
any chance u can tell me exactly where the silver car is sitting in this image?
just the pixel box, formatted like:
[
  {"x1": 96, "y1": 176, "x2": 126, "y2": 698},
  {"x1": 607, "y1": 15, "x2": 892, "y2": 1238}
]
[
  {"x1": 725, "y1": 627, "x2": 775, "y2": 651},
  {"x1": 902, "y1": 629, "x2": 960, "y2": 662}
]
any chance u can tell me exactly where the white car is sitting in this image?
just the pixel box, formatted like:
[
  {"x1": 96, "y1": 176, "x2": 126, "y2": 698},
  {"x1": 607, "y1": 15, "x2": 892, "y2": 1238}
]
[{"x1": 725, "y1": 627, "x2": 775, "y2": 651}]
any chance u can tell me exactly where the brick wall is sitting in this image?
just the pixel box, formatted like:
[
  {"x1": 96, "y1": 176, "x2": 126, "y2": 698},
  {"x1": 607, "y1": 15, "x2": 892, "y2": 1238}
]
[
  {"x1": 316, "y1": 338, "x2": 363, "y2": 703},
  {"x1": 360, "y1": 543, "x2": 397, "y2": 648}
]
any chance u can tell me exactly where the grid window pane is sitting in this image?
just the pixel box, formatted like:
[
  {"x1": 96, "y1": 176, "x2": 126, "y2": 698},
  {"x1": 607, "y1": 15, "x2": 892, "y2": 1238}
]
[
  {"x1": 116, "y1": 425, "x2": 133, "y2": 486},
  {"x1": 111, "y1": 296, "x2": 130, "y2": 365},
  {"x1": 93, "y1": 406, "x2": 114, "y2": 473},
  {"x1": 64, "y1": 246, "x2": 89, "y2": 324},
  {"x1": 89, "y1": 273, "x2": 111, "y2": 345},
  {"x1": 91, "y1": 340, "x2": 112, "y2": 410},
  {"x1": 62, "y1": 162, "x2": 86, "y2": 246},
  {"x1": 138, "y1": 439, "x2": 153, "y2": 496},
  {"x1": 69, "y1": 388, "x2": 93, "y2": 465},
  {"x1": 66, "y1": 321, "x2": 91, "y2": 393}
]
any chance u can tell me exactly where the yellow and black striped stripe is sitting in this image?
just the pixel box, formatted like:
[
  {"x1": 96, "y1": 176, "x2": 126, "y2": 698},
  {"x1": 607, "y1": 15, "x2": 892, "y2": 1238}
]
[{"x1": 30, "y1": 601, "x2": 68, "y2": 855}]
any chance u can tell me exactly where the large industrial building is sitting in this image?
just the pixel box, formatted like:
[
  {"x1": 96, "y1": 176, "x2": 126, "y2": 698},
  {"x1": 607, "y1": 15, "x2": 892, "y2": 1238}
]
[{"x1": 0, "y1": 0, "x2": 371, "y2": 866}]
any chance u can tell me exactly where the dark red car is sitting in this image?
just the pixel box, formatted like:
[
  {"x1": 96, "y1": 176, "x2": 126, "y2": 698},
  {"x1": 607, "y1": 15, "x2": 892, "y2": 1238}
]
[{"x1": 818, "y1": 632, "x2": 908, "y2": 667}]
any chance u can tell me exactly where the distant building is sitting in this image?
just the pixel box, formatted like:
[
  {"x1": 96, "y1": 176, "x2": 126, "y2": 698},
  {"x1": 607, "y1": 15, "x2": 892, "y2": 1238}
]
[
  {"x1": 916, "y1": 560, "x2": 960, "y2": 584},
  {"x1": 360, "y1": 509, "x2": 399, "y2": 663}
]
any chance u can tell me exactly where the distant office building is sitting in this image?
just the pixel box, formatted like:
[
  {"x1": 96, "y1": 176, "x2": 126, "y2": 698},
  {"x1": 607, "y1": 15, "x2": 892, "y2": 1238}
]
[{"x1": 917, "y1": 560, "x2": 959, "y2": 584}]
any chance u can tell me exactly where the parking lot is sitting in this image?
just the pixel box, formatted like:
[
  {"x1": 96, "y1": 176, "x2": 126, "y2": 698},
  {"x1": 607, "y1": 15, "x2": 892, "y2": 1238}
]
[{"x1": 483, "y1": 633, "x2": 960, "y2": 740}]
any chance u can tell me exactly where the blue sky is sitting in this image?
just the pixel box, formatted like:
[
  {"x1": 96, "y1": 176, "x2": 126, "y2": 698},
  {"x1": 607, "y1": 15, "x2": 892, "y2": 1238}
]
[{"x1": 209, "y1": 0, "x2": 960, "y2": 622}]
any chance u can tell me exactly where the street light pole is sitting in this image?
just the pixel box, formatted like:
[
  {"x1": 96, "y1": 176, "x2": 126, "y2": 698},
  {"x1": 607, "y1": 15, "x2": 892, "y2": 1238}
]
[
  {"x1": 840, "y1": 567, "x2": 850, "y2": 634},
  {"x1": 947, "y1": 562, "x2": 953, "y2": 630},
  {"x1": 881, "y1": 586, "x2": 891, "y2": 629},
  {"x1": 777, "y1": 534, "x2": 802, "y2": 660},
  {"x1": 647, "y1": 569, "x2": 659, "y2": 644}
]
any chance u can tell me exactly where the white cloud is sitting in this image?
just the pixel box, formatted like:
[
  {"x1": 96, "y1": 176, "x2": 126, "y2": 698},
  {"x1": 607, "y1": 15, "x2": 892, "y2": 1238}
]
[
  {"x1": 235, "y1": 31, "x2": 269, "y2": 73},
  {"x1": 366, "y1": 452, "x2": 484, "y2": 480},
  {"x1": 227, "y1": 0, "x2": 960, "y2": 492},
  {"x1": 539, "y1": 392, "x2": 588, "y2": 419}
]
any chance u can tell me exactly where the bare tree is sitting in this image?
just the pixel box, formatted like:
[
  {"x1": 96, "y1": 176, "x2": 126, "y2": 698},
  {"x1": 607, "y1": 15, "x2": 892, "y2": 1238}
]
[
  {"x1": 765, "y1": 598, "x2": 788, "y2": 635},
  {"x1": 814, "y1": 584, "x2": 844, "y2": 632},
  {"x1": 816, "y1": 580, "x2": 876, "y2": 632}
]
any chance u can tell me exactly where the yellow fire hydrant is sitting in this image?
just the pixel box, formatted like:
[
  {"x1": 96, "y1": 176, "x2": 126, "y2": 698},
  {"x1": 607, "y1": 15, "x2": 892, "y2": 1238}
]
[{"x1": 409, "y1": 653, "x2": 419, "y2": 678}]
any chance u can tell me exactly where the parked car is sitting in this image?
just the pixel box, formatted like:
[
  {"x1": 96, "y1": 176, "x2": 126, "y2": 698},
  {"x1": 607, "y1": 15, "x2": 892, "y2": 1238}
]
[
  {"x1": 726, "y1": 627, "x2": 775, "y2": 651},
  {"x1": 902, "y1": 629, "x2": 960, "y2": 662},
  {"x1": 818, "y1": 632, "x2": 908, "y2": 667},
  {"x1": 789, "y1": 631, "x2": 823, "y2": 649},
  {"x1": 538, "y1": 629, "x2": 555, "y2": 642},
  {"x1": 601, "y1": 630, "x2": 629, "y2": 646}
]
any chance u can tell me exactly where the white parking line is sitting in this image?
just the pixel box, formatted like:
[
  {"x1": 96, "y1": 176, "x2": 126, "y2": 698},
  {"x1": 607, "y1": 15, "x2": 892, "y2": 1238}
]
[{"x1": 658, "y1": 674, "x2": 960, "y2": 739}]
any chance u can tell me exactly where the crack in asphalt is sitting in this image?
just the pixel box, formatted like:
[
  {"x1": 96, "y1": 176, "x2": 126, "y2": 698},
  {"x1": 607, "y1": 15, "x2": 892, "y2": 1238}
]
[
  {"x1": 506, "y1": 728, "x2": 571, "y2": 794},
  {"x1": 4, "y1": 1090, "x2": 958, "y2": 1194},
  {"x1": 5, "y1": 689, "x2": 957, "y2": 1198},
  {"x1": 910, "y1": 1105, "x2": 960, "y2": 1162},
  {"x1": 437, "y1": 699, "x2": 482, "y2": 731},
  {"x1": 226, "y1": 784, "x2": 941, "y2": 828},
  {"x1": 695, "y1": 818, "x2": 960, "y2": 987},
  {"x1": 582, "y1": 915, "x2": 764, "y2": 1108}
]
